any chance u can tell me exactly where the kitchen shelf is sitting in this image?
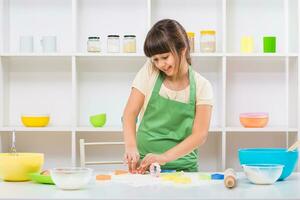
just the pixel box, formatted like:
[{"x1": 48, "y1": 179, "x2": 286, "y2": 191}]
[
  {"x1": 76, "y1": 127, "x2": 123, "y2": 133},
  {"x1": 0, "y1": 53, "x2": 299, "y2": 58},
  {"x1": 225, "y1": 53, "x2": 296, "y2": 57},
  {"x1": 0, "y1": 127, "x2": 72, "y2": 132},
  {"x1": 0, "y1": 53, "x2": 73, "y2": 57},
  {"x1": 0, "y1": 0, "x2": 299, "y2": 171},
  {"x1": 76, "y1": 126, "x2": 223, "y2": 133},
  {"x1": 226, "y1": 126, "x2": 297, "y2": 133}
]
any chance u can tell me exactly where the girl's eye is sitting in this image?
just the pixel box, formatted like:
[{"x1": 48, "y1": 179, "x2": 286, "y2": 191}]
[{"x1": 163, "y1": 56, "x2": 168, "y2": 59}]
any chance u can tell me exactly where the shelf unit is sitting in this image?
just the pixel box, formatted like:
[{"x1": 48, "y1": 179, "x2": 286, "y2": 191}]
[{"x1": 0, "y1": 0, "x2": 299, "y2": 172}]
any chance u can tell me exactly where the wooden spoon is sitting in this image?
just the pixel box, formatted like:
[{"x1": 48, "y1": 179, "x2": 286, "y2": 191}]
[{"x1": 287, "y1": 140, "x2": 300, "y2": 152}]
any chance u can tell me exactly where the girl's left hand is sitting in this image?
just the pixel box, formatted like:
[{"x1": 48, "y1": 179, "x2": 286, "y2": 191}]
[{"x1": 137, "y1": 153, "x2": 168, "y2": 174}]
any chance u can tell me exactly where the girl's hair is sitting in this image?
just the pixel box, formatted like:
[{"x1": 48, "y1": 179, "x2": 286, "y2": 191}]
[{"x1": 144, "y1": 19, "x2": 191, "y2": 78}]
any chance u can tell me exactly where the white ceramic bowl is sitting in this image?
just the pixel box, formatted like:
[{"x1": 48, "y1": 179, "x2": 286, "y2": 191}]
[
  {"x1": 242, "y1": 164, "x2": 283, "y2": 185},
  {"x1": 50, "y1": 167, "x2": 93, "y2": 190}
]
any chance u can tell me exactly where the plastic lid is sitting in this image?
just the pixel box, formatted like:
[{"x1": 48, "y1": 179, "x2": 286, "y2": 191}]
[
  {"x1": 124, "y1": 35, "x2": 136, "y2": 38},
  {"x1": 200, "y1": 30, "x2": 216, "y2": 35},
  {"x1": 88, "y1": 36, "x2": 100, "y2": 39},
  {"x1": 239, "y1": 112, "x2": 269, "y2": 118},
  {"x1": 187, "y1": 32, "x2": 195, "y2": 37},
  {"x1": 211, "y1": 173, "x2": 224, "y2": 180}
]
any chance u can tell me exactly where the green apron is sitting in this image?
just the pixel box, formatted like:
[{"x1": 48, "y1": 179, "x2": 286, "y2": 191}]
[{"x1": 137, "y1": 66, "x2": 198, "y2": 172}]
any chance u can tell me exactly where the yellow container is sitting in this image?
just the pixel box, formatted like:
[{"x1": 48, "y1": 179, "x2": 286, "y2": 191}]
[
  {"x1": 0, "y1": 153, "x2": 44, "y2": 181},
  {"x1": 241, "y1": 36, "x2": 254, "y2": 53},
  {"x1": 21, "y1": 114, "x2": 50, "y2": 127}
]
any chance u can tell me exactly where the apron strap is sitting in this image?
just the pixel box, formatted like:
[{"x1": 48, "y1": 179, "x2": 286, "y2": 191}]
[
  {"x1": 152, "y1": 66, "x2": 196, "y2": 106},
  {"x1": 188, "y1": 66, "x2": 196, "y2": 105}
]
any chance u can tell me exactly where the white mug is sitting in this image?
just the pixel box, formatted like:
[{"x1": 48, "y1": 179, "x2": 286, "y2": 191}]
[
  {"x1": 20, "y1": 36, "x2": 34, "y2": 53},
  {"x1": 41, "y1": 36, "x2": 57, "y2": 52}
]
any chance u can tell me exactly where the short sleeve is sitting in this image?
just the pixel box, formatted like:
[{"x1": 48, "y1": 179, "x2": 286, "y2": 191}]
[
  {"x1": 196, "y1": 77, "x2": 214, "y2": 106},
  {"x1": 132, "y1": 60, "x2": 152, "y2": 95}
]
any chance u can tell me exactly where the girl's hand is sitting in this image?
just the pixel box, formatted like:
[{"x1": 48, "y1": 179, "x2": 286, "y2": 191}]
[
  {"x1": 124, "y1": 147, "x2": 140, "y2": 174},
  {"x1": 137, "y1": 153, "x2": 168, "y2": 174}
]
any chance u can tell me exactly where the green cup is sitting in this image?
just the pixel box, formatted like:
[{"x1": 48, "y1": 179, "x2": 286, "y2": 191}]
[
  {"x1": 90, "y1": 113, "x2": 106, "y2": 127},
  {"x1": 263, "y1": 36, "x2": 276, "y2": 53}
]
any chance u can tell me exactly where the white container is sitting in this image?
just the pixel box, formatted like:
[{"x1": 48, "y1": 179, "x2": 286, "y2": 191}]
[
  {"x1": 107, "y1": 35, "x2": 120, "y2": 53},
  {"x1": 242, "y1": 164, "x2": 283, "y2": 185},
  {"x1": 200, "y1": 30, "x2": 216, "y2": 53},
  {"x1": 41, "y1": 36, "x2": 57, "y2": 53},
  {"x1": 50, "y1": 167, "x2": 93, "y2": 190},
  {"x1": 19, "y1": 36, "x2": 34, "y2": 53},
  {"x1": 87, "y1": 37, "x2": 101, "y2": 52},
  {"x1": 123, "y1": 35, "x2": 136, "y2": 53}
]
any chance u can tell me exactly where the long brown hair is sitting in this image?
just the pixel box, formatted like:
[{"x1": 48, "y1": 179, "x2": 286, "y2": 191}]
[{"x1": 144, "y1": 19, "x2": 191, "y2": 78}]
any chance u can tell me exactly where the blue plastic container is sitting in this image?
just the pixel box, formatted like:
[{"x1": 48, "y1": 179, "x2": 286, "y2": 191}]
[{"x1": 238, "y1": 148, "x2": 298, "y2": 181}]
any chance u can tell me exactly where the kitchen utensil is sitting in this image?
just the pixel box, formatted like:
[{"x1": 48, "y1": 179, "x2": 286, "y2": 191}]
[
  {"x1": 224, "y1": 168, "x2": 237, "y2": 189},
  {"x1": 238, "y1": 148, "x2": 298, "y2": 180},
  {"x1": 28, "y1": 172, "x2": 54, "y2": 184},
  {"x1": 242, "y1": 164, "x2": 283, "y2": 184},
  {"x1": 0, "y1": 153, "x2": 44, "y2": 181},
  {"x1": 20, "y1": 36, "x2": 34, "y2": 53},
  {"x1": 287, "y1": 140, "x2": 300, "y2": 152},
  {"x1": 90, "y1": 113, "x2": 106, "y2": 127},
  {"x1": 241, "y1": 36, "x2": 254, "y2": 53},
  {"x1": 50, "y1": 167, "x2": 93, "y2": 190},
  {"x1": 21, "y1": 114, "x2": 50, "y2": 127},
  {"x1": 263, "y1": 36, "x2": 276, "y2": 53},
  {"x1": 10, "y1": 130, "x2": 17, "y2": 154},
  {"x1": 239, "y1": 112, "x2": 268, "y2": 128},
  {"x1": 41, "y1": 36, "x2": 57, "y2": 52}
]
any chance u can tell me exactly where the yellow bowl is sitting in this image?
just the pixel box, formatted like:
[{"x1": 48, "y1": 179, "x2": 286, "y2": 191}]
[
  {"x1": 0, "y1": 153, "x2": 44, "y2": 181},
  {"x1": 21, "y1": 114, "x2": 50, "y2": 127}
]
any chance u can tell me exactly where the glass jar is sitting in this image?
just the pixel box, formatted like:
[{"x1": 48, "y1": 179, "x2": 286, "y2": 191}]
[
  {"x1": 107, "y1": 35, "x2": 120, "y2": 53},
  {"x1": 87, "y1": 37, "x2": 101, "y2": 52},
  {"x1": 187, "y1": 32, "x2": 195, "y2": 53},
  {"x1": 200, "y1": 30, "x2": 216, "y2": 53},
  {"x1": 123, "y1": 35, "x2": 136, "y2": 53}
]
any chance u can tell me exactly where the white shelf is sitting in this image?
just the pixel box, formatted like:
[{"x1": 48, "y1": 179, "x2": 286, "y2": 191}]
[
  {"x1": 74, "y1": 53, "x2": 145, "y2": 57},
  {"x1": 0, "y1": 126, "x2": 224, "y2": 133},
  {"x1": 226, "y1": 53, "x2": 294, "y2": 57},
  {"x1": 0, "y1": 53, "x2": 73, "y2": 57},
  {"x1": 0, "y1": 127, "x2": 72, "y2": 132},
  {"x1": 76, "y1": 126, "x2": 123, "y2": 132},
  {"x1": 226, "y1": 126, "x2": 297, "y2": 133}
]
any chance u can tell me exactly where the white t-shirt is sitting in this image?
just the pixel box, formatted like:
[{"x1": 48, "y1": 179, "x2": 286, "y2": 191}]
[{"x1": 132, "y1": 60, "x2": 214, "y2": 121}]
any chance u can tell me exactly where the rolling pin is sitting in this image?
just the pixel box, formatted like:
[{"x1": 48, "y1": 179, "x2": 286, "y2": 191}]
[{"x1": 224, "y1": 168, "x2": 237, "y2": 189}]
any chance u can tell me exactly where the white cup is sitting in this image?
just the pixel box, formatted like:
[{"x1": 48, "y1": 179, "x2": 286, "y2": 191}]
[
  {"x1": 41, "y1": 36, "x2": 57, "y2": 53},
  {"x1": 20, "y1": 36, "x2": 34, "y2": 53}
]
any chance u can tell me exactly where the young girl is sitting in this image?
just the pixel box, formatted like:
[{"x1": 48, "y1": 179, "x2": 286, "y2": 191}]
[{"x1": 123, "y1": 19, "x2": 213, "y2": 174}]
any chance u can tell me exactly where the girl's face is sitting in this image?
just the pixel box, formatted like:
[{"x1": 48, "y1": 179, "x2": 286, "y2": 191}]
[{"x1": 151, "y1": 52, "x2": 177, "y2": 77}]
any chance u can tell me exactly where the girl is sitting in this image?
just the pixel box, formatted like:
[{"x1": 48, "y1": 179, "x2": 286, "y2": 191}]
[{"x1": 123, "y1": 19, "x2": 213, "y2": 174}]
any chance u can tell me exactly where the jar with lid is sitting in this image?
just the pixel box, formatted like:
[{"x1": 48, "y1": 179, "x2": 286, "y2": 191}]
[
  {"x1": 107, "y1": 35, "x2": 120, "y2": 53},
  {"x1": 200, "y1": 30, "x2": 216, "y2": 53},
  {"x1": 187, "y1": 32, "x2": 195, "y2": 52},
  {"x1": 123, "y1": 35, "x2": 136, "y2": 53},
  {"x1": 87, "y1": 37, "x2": 101, "y2": 52}
]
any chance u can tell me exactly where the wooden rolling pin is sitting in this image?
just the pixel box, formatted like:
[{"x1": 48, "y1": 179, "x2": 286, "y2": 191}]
[{"x1": 224, "y1": 168, "x2": 237, "y2": 189}]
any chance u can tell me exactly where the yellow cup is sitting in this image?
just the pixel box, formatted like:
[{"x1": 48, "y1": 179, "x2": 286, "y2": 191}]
[{"x1": 241, "y1": 36, "x2": 254, "y2": 53}]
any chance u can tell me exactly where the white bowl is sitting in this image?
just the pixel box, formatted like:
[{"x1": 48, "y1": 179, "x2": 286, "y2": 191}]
[
  {"x1": 242, "y1": 164, "x2": 283, "y2": 185},
  {"x1": 50, "y1": 167, "x2": 93, "y2": 190}
]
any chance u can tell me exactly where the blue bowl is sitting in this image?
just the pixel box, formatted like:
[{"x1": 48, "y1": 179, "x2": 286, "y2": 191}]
[{"x1": 238, "y1": 148, "x2": 298, "y2": 180}]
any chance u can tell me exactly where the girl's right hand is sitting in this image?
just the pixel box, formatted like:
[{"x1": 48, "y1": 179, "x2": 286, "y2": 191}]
[{"x1": 124, "y1": 147, "x2": 140, "y2": 174}]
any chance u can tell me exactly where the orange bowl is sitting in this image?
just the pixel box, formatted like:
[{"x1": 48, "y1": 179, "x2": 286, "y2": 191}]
[{"x1": 240, "y1": 113, "x2": 269, "y2": 128}]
